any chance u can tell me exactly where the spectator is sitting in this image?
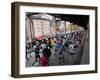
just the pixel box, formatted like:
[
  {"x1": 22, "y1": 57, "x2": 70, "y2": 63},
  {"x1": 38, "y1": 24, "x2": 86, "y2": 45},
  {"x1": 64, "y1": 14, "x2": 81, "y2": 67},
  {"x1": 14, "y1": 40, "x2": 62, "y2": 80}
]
[{"x1": 35, "y1": 45, "x2": 40, "y2": 61}]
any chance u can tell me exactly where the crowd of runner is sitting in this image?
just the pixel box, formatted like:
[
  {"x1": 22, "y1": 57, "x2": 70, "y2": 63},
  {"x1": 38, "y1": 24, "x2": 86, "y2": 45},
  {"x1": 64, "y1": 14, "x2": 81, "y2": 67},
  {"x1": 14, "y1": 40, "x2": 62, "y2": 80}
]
[{"x1": 26, "y1": 30, "x2": 85, "y2": 66}]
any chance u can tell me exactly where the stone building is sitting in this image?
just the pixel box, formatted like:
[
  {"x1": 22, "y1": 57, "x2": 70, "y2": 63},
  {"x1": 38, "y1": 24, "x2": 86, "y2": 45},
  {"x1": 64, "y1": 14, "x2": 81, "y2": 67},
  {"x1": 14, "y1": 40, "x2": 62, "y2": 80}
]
[{"x1": 26, "y1": 13, "x2": 84, "y2": 43}]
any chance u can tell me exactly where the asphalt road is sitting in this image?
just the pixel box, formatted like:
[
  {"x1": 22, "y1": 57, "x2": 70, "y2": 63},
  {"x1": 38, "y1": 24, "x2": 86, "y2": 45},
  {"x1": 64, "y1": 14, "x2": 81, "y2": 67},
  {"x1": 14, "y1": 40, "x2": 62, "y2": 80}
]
[
  {"x1": 81, "y1": 37, "x2": 89, "y2": 64},
  {"x1": 26, "y1": 34, "x2": 89, "y2": 67}
]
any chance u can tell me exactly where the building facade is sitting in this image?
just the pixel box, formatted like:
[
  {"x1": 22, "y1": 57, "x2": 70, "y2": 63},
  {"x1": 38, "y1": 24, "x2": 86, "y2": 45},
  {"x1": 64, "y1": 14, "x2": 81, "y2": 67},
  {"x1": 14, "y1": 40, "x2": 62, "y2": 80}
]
[{"x1": 26, "y1": 13, "x2": 84, "y2": 43}]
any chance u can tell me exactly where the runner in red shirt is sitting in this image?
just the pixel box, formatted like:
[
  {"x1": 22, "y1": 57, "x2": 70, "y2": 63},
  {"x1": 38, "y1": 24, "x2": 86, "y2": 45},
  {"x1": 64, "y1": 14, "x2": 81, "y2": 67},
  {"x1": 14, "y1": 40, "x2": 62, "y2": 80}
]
[{"x1": 39, "y1": 54, "x2": 48, "y2": 66}]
